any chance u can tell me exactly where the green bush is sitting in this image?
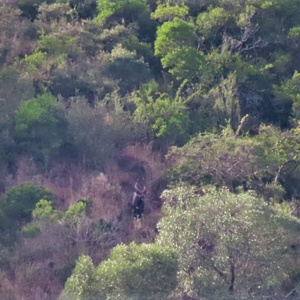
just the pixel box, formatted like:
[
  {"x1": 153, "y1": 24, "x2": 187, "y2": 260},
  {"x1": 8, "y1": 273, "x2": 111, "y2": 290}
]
[
  {"x1": 157, "y1": 185, "x2": 300, "y2": 299},
  {"x1": 66, "y1": 99, "x2": 146, "y2": 170},
  {"x1": 14, "y1": 93, "x2": 71, "y2": 168},
  {"x1": 96, "y1": 0, "x2": 148, "y2": 23},
  {"x1": 62, "y1": 255, "x2": 98, "y2": 300},
  {"x1": 18, "y1": 0, "x2": 57, "y2": 20},
  {"x1": 63, "y1": 242, "x2": 178, "y2": 300},
  {"x1": 68, "y1": 0, "x2": 98, "y2": 19},
  {"x1": 19, "y1": 0, "x2": 51, "y2": 20},
  {"x1": 96, "y1": 242, "x2": 178, "y2": 300},
  {"x1": 104, "y1": 57, "x2": 152, "y2": 95},
  {"x1": 2, "y1": 183, "x2": 53, "y2": 222},
  {"x1": 21, "y1": 222, "x2": 41, "y2": 238},
  {"x1": 132, "y1": 81, "x2": 190, "y2": 149}
]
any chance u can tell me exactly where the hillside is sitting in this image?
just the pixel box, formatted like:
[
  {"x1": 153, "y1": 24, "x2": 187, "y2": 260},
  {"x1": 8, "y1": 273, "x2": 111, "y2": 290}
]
[{"x1": 1, "y1": 0, "x2": 300, "y2": 299}]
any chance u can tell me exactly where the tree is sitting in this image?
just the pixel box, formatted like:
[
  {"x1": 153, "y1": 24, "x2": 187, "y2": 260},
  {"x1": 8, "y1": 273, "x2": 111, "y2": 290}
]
[
  {"x1": 0, "y1": 67, "x2": 34, "y2": 190},
  {"x1": 22, "y1": 198, "x2": 115, "y2": 245},
  {"x1": 22, "y1": 30, "x2": 84, "y2": 84},
  {"x1": 104, "y1": 56, "x2": 152, "y2": 95},
  {"x1": 63, "y1": 242, "x2": 178, "y2": 300},
  {"x1": 96, "y1": 0, "x2": 158, "y2": 78},
  {"x1": 96, "y1": 0, "x2": 148, "y2": 24},
  {"x1": 151, "y1": 0, "x2": 300, "y2": 126},
  {"x1": 167, "y1": 123, "x2": 300, "y2": 201},
  {"x1": 274, "y1": 71, "x2": 300, "y2": 122},
  {"x1": 68, "y1": 0, "x2": 98, "y2": 20},
  {"x1": 0, "y1": 67, "x2": 34, "y2": 126},
  {"x1": 19, "y1": 197, "x2": 120, "y2": 292},
  {"x1": 14, "y1": 93, "x2": 70, "y2": 168},
  {"x1": 151, "y1": 2, "x2": 189, "y2": 22},
  {"x1": 155, "y1": 17, "x2": 204, "y2": 79},
  {"x1": 18, "y1": 0, "x2": 55, "y2": 20},
  {"x1": 0, "y1": 5, "x2": 34, "y2": 66},
  {"x1": 132, "y1": 80, "x2": 190, "y2": 148},
  {"x1": 62, "y1": 255, "x2": 98, "y2": 300},
  {"x1": 157, "y1": 185, "x2": 300, "y2": 299},
  {"x1": 2, "y1": 183, "x2": 53, "y2": 224},
  {"x1": 66, "y1": 97, "x2": 146, "y2": 170}
]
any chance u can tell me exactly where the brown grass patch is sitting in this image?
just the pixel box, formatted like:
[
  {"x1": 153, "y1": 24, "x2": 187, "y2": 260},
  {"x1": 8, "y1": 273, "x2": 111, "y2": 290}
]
[
  {"x1": 1, "y1": 145, "x2": 169, "y2": 300},
  {"x1": 6, "y1": 157, "x2": 125, "y2": 221}
]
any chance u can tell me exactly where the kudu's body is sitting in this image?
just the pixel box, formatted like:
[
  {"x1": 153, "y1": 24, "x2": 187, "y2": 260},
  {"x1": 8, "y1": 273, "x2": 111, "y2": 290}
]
[{"x1": 131, "y1": 182, "x2": 146, "y2": 219}]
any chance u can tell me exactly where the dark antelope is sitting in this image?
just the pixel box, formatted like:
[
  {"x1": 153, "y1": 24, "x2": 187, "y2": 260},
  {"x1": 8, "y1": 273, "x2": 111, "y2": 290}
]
[{"x1": 131, "y1": 182, "x2": 146, "y2": 219}]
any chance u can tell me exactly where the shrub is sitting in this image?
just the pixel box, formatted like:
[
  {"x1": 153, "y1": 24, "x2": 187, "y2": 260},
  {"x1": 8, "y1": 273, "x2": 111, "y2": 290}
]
[
  {"x1": 95, "y1": 242, "x2": 178, "y2": 300},
  {"x1": 104, "y1": 57, "x2": 152, "y2": 95},
  {"x1": 14, "y1": 93, "x2": 71, "y2": 168},
  {"x1": 66, "y1": 99, "x2": 146, "y2": 170},
  {"x1": 62, "y1": 255, "x2": 98, "y2": 300},
  {"x1": 157, "y1": 185, "x2": 300, "y2": 299},
  {"x1": 63, "y1": 242, "x2": 178, "y2": 300},
  {"x1": 18, "y1": 0, "x2": 54, "y2": 20},
  {"x1": 132, "y1": 81, "x2": 190, "y2": 149},
  {"x1": 21, "y1": 222, "x2": 41, "y2": 238},
  {"x1": 2, "y1": 183, "x2": 53, "y2": 222}
]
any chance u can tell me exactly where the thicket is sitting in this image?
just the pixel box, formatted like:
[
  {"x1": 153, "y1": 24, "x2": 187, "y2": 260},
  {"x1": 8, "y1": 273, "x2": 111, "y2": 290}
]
[
  {"x1": 62, "y1": 243, "x2": 178, "y2": 300},
  {"x1": 2, "y1": 0, "x2": 300, "y2": 299}
]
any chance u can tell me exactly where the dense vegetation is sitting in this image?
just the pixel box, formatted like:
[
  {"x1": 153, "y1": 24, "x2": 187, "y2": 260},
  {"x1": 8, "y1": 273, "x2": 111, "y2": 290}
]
[{"x1": 2, "y1": 0, "x2": 300, "y2": 299}]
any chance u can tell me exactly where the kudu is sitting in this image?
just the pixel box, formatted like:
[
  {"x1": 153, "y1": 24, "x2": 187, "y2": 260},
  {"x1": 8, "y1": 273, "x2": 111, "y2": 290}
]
[{"x1": 131, "y1": 182, "x2": 146, "y2": 219}]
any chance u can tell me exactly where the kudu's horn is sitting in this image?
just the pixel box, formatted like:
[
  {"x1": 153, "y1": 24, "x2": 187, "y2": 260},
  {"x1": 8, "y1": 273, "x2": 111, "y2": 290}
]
[{"x1": 135, "y1": 182, "x2": 146, "y2": 193}]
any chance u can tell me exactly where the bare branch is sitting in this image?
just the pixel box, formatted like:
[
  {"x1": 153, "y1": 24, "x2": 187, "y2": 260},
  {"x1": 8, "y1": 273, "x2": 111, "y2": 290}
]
[{"x1": 274, "y1": 153, "x2": 300, "y2": 183}]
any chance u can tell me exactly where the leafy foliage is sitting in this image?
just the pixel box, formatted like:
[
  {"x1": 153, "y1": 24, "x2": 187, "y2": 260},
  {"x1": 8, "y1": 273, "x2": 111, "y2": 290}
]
[
  {"x1": 19, "y1": 0, "x2": 52, "y2": 20},
  {"x1": 275, "y1": 71, "x2": 300, "y2": 122},
  {"x1": 151, "y1": 2, "x2": 189, "y2": 22},
  {"x1": 96, "y1": 0, "x2": 148, "y2": 23},
  {"x1": 62, "y1": 255, "x2": 98, "y2": 300},
  {"x1": 132, "y1": 81, "x2": 190, "y2": 148},
  {"x1": 23, "y1": 196, "x2": 119, "y2": 253},
  {"x1": 65, "y1": 98, "x2": 146, "y2": 169},
  {"x1": 63, "y1": 242, "x2": 178, "y2": 300},
  {"x1": 155, "y1": 17, "x2": 204, "y2": 79},
  {"x1": 3, "y1": 0, "x2": 300, "y2": 299},
  {"x1": 167, "y1": 124, "x2": 300, "y2": 201},
  {"x1": 2, "y1": 183, "x2": 53, "y2": 223},
  {"x1": 157, "y1": 185, "x2": 300, "y2": 299},
  {"x1": 14, "y1": 94, "x2": 69, "y2": 167}
]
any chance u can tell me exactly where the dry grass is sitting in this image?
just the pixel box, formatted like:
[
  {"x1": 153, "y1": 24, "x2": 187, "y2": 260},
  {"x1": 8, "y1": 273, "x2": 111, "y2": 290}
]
[
  {"x1": 6, "y1": 157, "x2": 124, "y2": 221},
  {"x1": 119, "y1": 144, "x2": 167, "y2": 209},
  {"x1": 9, "y1": 144, "x2": 167, "y2": 218},
  {"x1": 0, "y1": 273, "x2": 16, "y2": 299},
  {"x1": 7, "y1": 37, "x2": 35, "y2": 64},
  {"x1": 0, "y1": 0, "x2": 19, "y2": 7},
  {"x1": 121, "y1": 143, "x2": 165, "y2": 184},
  {"x1": 6, "y1": 157, "x2": 80, "y2": 211},
  {"x1": 0, "y1": 260, "x2": 62, "y2": 300},
  {"x1": 1, "y1": 144, "x2": 168, "y2": 300},
  {"x1": 130, "y1": 210, "x2": 163, "y2": 244}
]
